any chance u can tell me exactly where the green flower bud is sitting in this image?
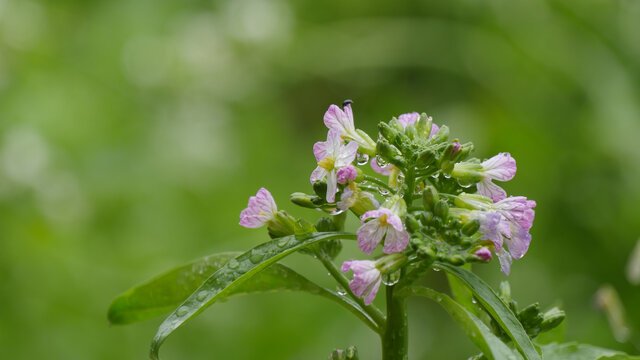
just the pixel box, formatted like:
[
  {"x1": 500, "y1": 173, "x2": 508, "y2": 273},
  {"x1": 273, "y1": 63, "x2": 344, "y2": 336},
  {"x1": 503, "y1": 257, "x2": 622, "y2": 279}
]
[
  {"x1": 405, "y1": 123, "x2": 418, "y2": 140},
  {"x1": 430, "y1": 124, "x2": 449, "y2": 143},
  {"x1": 376, "y1": 140, "x2": 401, "y2": 163},
  {"x1": 416, "y1": 149, "x2": 436, "y2": 167},
  {"x1": 417, "y1": 246, "x2": 436, "y2": 261},
  {"x1": 540, "y1": 307, "x2": 566, "y2": 332},
  {"x1": 422, "y1": 186, "x2": 439, "y2": 212},
  {"x1": 451, "y1": 161, "x2": 484, "y2": 185},
  {"x1": 462, "y1": 219, "x2": 480, "y2": 236},
  {"x1": 498, "y1": 281, "x2": 511, "y2": 303},
  {"x1": 355, "y1": 129, "x2": 377, "y2": 156},
  {"x1": 290, "y1": 192, "x2": 321, "y2": 209},
  {"x1": 434, "y1": 199, "x2": 449, "y2": 220},
  {"x1": 389, "y1": 118, "x2": 404, "y2": 132},
  {"x1": 518, "y1": 303, "x2": 543, "y2": 328},
  {"x1": 447, "y1": 254, "x2": 465, "y2": 266},
  {"x1": 344, "y1": 346, "x2": 358, "y2": 360},
  {"x1": 315, "y1": 217, "x2": 338, "y2": 232},
  {"x1": 405, "y1": 214, "x2": 421, "y2": 233},
  {"x1": 379, "y1": 122, "x2": 398, "y2": 143},
  {"x1": 313, "y1": 181, "x2": 327, "y2": 199}
]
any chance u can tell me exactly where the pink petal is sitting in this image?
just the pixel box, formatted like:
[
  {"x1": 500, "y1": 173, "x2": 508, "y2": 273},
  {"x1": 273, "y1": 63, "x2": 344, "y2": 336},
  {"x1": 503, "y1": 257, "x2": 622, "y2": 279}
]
[
  {"x1": 429, "y1": 123, "x2": 440, "y2": 138},
  {"x1": 397, "y1": 112, "x2": 420, "y2": 128},
  {"x1": 474, "y1": 248, "x2": 493, "y2": 261},
  {"x1": 326, "y1": 171, "x2": 338, "y2": 203},
  {"x1": 357, "y1": 220, "x2": 386, "y2": 254},
  {"x1": 310, "y1": 166, "x2": 327, "y2": 184},
  {"x1": 337, "y1": 165, "x2": 357, "y2": 184},
  {"x1": 364, "y1": 277, "x2": 382, "y2": 305},
  {"x1": 477, "y1": 179, "x2": 507, "y2": 202},
  {"x1": 382, "y1": 228, "x2": 410, "y2": 254},
  {"x1": 497, "y1": 250, "x2": 513, "y2": 275},
  {"x1": 324, "y1": 105, "x2": 354, "y2": 133},
  {"x1": 336, "y1": 141, "x2": 359, "y2": 167},
  {"x1": 482, "y1": 153, "x2": 517, "y2": 181},
  {"x1": 313, "y1": 141, "x2": 327, "y2": 162}
]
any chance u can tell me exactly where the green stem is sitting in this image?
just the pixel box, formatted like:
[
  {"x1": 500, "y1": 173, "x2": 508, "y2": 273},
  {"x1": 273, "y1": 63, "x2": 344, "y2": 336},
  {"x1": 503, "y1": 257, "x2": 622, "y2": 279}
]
[
  {"x1": 363, "y1": 175, "x2": 395, "y2": 194},
  {"x1": 382, "y1": 285, "x2": 409, "y2": 360},
  {"x1": 314, "y1": 249, "x2": 386, "y2": 330}
]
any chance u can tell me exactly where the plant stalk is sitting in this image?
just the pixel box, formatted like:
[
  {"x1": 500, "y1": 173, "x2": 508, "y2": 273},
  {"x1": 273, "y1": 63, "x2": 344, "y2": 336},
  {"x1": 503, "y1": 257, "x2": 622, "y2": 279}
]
[{"x1": 382, "y1": 285, "x2": 409, "y2": 360}]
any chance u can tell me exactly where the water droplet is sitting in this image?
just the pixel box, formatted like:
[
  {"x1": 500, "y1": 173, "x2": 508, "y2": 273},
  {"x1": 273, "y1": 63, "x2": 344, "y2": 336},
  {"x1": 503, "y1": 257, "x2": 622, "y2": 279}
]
[
  {"x1": 356, "y1": 153, "x2": 369, "y2": 165},
  {"x1": 382, "y1": 270, "x2": 401, "y2": 286},
  {"x1": 433, "y1": 268, "x2": 440, "y2": 272},
  {"x1": 330, "y1": 208, "x2": 344, "y2": 215},
  {"x1": 443, "y1": 173, "x2": 451, "y2": 179},
  {"x1": 375, "y1": 155, "x2": 388, "y2": 167},
  {"x1": 457, "y1": 179, "x2": 474, "y2": 188},
  {"x1": 196, "y1": 291, "x2": 209, "y2": 301},
  {"x1": 176, "y1": 306, "x2": 189, "y2": 317},
  {"x1": 336, "y1": 285, "x2": 347, "y2": 296},
  {"x1": 227, "y1": 259, "x2": 239, "y2": 269},
  {"x1": 249, "y1": 250, "x2": 264, "y2": 264},
  {"x1": 277, "y1": 238, "x2": 289, "y2": 248},
  {"x1": 431, "y1": 173, "x2": 439, "y2": 179},
  {"x1": 471, "y1": 298, "x2": 477, "y2": 304},
  {"x1": 378, "y1": 187, "x2": 390, "y2": 195}
]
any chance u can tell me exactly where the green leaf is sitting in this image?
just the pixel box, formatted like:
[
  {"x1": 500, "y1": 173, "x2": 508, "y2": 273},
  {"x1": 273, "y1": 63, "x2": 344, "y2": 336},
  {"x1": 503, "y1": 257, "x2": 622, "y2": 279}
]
[
  {"x1": 434, "y1": 262, "x2": 541, "y2": 360},
  {"x1": 399, "y1": 286, "x2": 522, "y2": 360},
  {"x1": 540, "y1": 342, "x2": 640, "y2": 360},
  {"x1": 446, "y1": 264, "x2": 481, "y2": 317},
  {"x1": 150, "y1": 232, "x2": 356, "y2": 360},
  {"x1": 108, "y1": 252, "x2": 328, "y2": 325}
]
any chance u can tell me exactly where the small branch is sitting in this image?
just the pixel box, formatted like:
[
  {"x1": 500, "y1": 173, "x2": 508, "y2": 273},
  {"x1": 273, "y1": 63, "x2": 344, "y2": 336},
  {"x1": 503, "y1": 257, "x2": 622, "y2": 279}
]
[{"x1": 362, "y1": 175, "x2": 395, "y2": 194}]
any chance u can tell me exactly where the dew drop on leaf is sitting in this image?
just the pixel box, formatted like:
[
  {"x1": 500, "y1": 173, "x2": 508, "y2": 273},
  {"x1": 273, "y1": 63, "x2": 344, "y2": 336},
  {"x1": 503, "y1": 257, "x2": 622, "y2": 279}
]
[
  {"x1": 356, "y1": 153, "x2": 369, "y2": 165},
  {"x1": 227, "y1": 259, "x2": 239, "y2": 269},
  {"x1": 176, "y1": 306, "x2": 189, "y2": 317}
]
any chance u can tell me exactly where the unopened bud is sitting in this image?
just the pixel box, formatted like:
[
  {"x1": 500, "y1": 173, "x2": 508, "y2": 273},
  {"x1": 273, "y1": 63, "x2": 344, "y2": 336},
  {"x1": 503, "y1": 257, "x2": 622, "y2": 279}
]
[
  {"x1": 313, "y1": 181, "x2": 327, "y2": 199},
  {"x1": 451, "y1": 161, "x2": 484, "y2": 185},
  {"x1": 418, "y1": 246, "x2": 436, "y2": 261},
  {"x1": 430, "y1": 125, "x2": 449, "y2": 143},
  {"x1": 405, "y1": 214, "x2": 421, "y2": 233},
  {"x1": 518, "y1": 303, "x2": 542, "y2": 328},
  {"x1": 379, "y1": 122, "x2": 398, "y2": 143},
  {"x1": 434, "y1": 199, "x2": 449, "y2": 220},
  {"x1": 266, "y1": 211, "x2": 298, "y2": 238},
  {"x1": 416, "y1": 149, "x2": 436, "y2": 167},
  {"x1": 376, "y1": 140, "x2": 401, "y2": 163},
  {"x1": 404, "y1": 123, "x2": 417, "y2": 140},
  {"x1": 462, "y1": 219, "x2": 480, "y2": 236},
  {"x1": 389, "y1": 118, "x2": 404, "y2": 132},
  {"x1": 291, "y1": 192, "x2": 321, "y2": 209},
  {"x1": 540, "y1": 307, "x2": 565, "y2": 332},
  {"x1": 315, "y1": 217, "x2": 338, "y2": 232},
  {"x1": 422, "y1": 186, "x2": 439, "y2": 212},
  {"x1": 447, "y1": 254, "x2": 465, "y2": 266}
]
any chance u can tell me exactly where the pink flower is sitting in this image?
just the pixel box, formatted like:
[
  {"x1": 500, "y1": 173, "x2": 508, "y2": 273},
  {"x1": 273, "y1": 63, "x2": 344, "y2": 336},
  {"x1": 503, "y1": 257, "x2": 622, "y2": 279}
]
[
  {"x1": 357, "y1": 208, "x2": 410, "y2": 254},
  {"x1": 341, "y1": 260, "x2": 382, "y2": 305},
  {"x1": 397, "y1": 112, "x2": 420, "y2": 128},
  {"x1": 476, "y1": 153, "x2": 517, "y2": 202},
  {"x1": 493, "y1": 196, "x2": 536, "y2": 231},
  {"x1": 337, "y1": 183, "x2": 379, "y2": 213},
  {"x1": 496, "y1": 250, "x2": 513, "y2": 275},
  {"x1": 311, "y1": 129, "x2": 359, "y2": 202},
  {"x1": 472, "y1": 210, "x2": 503, "y2": 249},
  {"x1": 474, "y1": 248, "x2": 493, "y2": 261},
  {"x1": 239, "y1": 188, "x2": 278, "y2": 228},
  {"x1": 323, "y1": 102, "x2": 376, "y2": 153},
  {"x1": 336, "y1": 165, "x2": 357, "y2": 184}
]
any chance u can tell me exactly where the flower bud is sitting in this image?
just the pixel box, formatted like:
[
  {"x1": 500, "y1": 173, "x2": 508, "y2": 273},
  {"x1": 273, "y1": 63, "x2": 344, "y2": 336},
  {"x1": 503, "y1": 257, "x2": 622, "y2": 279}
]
[
  {"x1": 375, "y1": 252, "x2": 408, "y2": 274},
  {"x1": 434, "y1": 199, "x2": 449, "y2": 220},
  {"x1": 454, "y1": 193, "x2": 492, "y2": 210},
  {"x1": 429, "y1": 124, "x2": 449, "y2": 143},
  {"x1": 315, "y1": 216, "x2": 338, "y2": 232},
  {"x1": 379, "y1": 122, "x2": 398, "y2": 144},
  {"x1": 446, "y1": 254, "x2": 465, "y2": 266},
  {"x1": 462, "y1": 219, "x2": 480, "y2": 236},
  {"x1": 422, "y1": 186, "x2": 439, "y2": 212},
  {"x1": 416, "y1": 149, "x2": 436, "y2": 167},
  {"x1": 389, "y1": 117, "x2": 404, "y2": 132},
  {"x1": 404, "y1": 123, "x2": 418, "y2": 140},
  {"x1": 405, "y1": 214, "x2": 421, "y2": 233},
  {"x1": 354, "y1": 129, "x2": 377, "y2": 156},
  {"x1": 290, "y1": 192, "x2": 321, "y2": 209},
  {"x1": 313, "y1": 181, "x2": 328, "y2": 199},
  {"x1": 540, "y1": 307, "x2": 565, "y2": 332},
  {"x1": 417, "y1": 246, "x2": 436, "y2": 261},
  {"x1": 518, "y1": 303, "x2": 542, "y2": 327},
  {"x1": 376, "y1": 140, "x2": 401, "y2": 163}
]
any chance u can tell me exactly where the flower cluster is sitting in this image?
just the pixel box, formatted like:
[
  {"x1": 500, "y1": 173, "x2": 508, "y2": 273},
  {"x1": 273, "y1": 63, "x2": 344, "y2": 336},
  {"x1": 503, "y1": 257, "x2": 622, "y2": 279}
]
[{"x1": 239, "y1": 101, "x2": 536, "y2": 305}]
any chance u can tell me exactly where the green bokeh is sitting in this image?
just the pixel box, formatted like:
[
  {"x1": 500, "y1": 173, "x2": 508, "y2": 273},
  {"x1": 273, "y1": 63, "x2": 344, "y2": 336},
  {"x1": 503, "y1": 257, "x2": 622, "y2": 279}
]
[{"x1": 0, "y1": 0, "x2": 639, "y2": 358}]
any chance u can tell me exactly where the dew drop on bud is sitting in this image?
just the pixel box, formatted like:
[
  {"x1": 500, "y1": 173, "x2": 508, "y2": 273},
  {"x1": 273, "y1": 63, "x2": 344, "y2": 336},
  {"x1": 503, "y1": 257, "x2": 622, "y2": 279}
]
[
  {"x1": 336, "y1": 285, "x2": 347, "y2": 296},
  {"x1": 375, "y1": 155, "x2": 388, "y2": 167},
  {"x1": 356, "y1": 153, "x2": 369, "y2": 165},
  {"x1": 457, "y1": 178, "x2": 474, "y2": 188},
  {"x1": 378, "y1": 187, "x2": 390, "y2": 195},
  {"x1": 382, "y1": 270, "x2": 401, "y2": 286}
]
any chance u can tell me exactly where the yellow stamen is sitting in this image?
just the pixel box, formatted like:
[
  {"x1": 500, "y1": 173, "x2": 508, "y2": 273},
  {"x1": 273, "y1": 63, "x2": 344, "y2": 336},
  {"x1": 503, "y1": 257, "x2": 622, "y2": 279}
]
[
  {"x1": 317, "y1": 157, "x2": 335, "y2": 171},
  {"x1": 378, "y1": 214, "x2": 389, "y2": 226}
]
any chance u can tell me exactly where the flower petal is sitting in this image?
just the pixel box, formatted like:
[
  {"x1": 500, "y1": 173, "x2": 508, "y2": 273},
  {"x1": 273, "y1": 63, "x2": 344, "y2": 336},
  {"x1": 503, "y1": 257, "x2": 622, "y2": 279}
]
[
  {"x1": 397, "y1": 112, "x2": 420, "y2": 129},
  {"x1": 482, "y1": 153, "x2": 517, "y2": 181},
  {"x1": 239, "y1": 188, "x2": 277, "y2": 228},
  {"x1": 326, "y1": 171, "x2": 338, "y2": 203},
  {"x1": 324, "y1": 105, "x2": 354, "y2": 133},
  {"x1": 313, "y1": 141, "x2": 327, "y2": 162},
  {"x1": 357, "y1": 220, "x2": 386, "y2": 254},
  {"x1": 477, "y1": 179, "x2": 507, "y2": 202},
  {"x1": 497, "y1": 250, "x2": 513, "y2": 275},
  {"x1": 336, "y1": 141, "x2": 358, "y2": 167},
  {"x1": 382, "y1": 227, "x2": 410, "y2": 254},
  {"x1": 310, "y1": 166, "x2": 327, "y2": 184},
  {"x1": 506, "y1": 225, "x2": 532, "y2": 260},
  {"x1": 364, "y1": 276, "x2": 382, "y2": 305}
]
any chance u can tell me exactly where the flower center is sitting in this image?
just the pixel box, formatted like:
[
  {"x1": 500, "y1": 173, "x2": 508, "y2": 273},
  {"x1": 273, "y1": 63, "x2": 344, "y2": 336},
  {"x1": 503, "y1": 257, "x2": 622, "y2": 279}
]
[
  {"x1": 318, "y1": 157, "x2": 335, "y2": 171},
  {"x1": 378, "y1": 214, "x2": 389, "y2": 226}
]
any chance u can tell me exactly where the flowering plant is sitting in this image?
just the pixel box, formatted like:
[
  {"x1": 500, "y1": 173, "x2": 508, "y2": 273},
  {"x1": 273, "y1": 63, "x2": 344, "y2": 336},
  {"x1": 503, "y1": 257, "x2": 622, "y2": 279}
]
[{"x1": 109, "y1": 101, "x2": 638, "y2": 360}]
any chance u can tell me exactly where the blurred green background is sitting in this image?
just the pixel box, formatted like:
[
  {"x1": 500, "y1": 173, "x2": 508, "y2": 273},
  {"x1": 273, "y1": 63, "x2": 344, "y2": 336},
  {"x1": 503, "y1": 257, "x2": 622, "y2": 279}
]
[{"x1": 1, "y1": 0, "x2": 639, "y2": 358}]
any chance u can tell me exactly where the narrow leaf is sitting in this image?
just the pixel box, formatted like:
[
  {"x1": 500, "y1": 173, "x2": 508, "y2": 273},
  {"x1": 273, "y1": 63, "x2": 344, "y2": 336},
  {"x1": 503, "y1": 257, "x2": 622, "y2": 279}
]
[
  {"x1": 435, "y1": 262, "x2": 541, "y2": 360},
  {"x1": 150, "y1": 232, "x2": 356, "y2": 360},
  {"x1": 108, "y1": 252, "x2": 328, "y2": 325},
  {"x1": 399, "y1": 286, "x2": 522, "y2": 360},
  {"x1": 446, "y1": 264, "x2": 481, "y2": 317},
  {"x1": 540, "y1": 342, "x2": 640, "y2": 360}
]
